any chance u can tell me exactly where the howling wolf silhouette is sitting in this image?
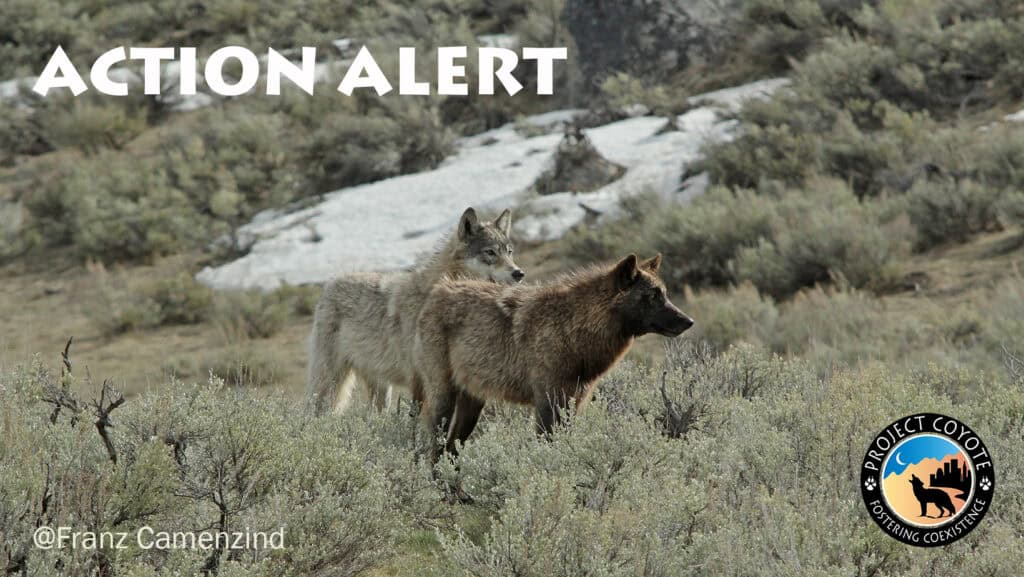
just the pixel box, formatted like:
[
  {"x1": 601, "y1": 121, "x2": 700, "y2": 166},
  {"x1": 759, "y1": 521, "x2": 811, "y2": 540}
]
[{"x1": 909, "y1": 474, "x2": 956, "y2": 518}]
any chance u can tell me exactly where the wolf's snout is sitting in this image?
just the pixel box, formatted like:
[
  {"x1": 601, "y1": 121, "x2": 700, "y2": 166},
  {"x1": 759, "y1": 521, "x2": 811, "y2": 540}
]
[
  {"x1": 678, "y1": 314, "x2": 694, "y2": 332},
  {"x1": 657, "y1": 304, "x2": 694, "y2": 337},
  {"x1": 512, "y1": 269, "x2": 525, "y2": 282}
]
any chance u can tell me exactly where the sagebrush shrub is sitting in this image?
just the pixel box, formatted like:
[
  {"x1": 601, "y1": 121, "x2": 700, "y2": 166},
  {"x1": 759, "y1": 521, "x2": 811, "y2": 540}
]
[
  {"x1": 733, "y1": 179, "x2": 906, "y2": 297},
  {"x1": 998, "y1": 191, "x2": 1024, "y2": 231},
  {"x1": 681, "y1": 283, "x2": 778, "y2": 352},
  {"x1": 0, "y1": 367, "x2": 435, "y2": 576},
  {"x1": 564, "y1": 188, "x2": 777, "y2": 289},
  {"x1": 42, "y1": 100, "x2": 148, "y2": 154},
  {"x1": 90, "y1": 269, "x2": 214, "y2": 334},
  {"x1": 300, "y1": 99, "x2": 453, "y2": 194},
  {"x1": 906, "y1": 179, "x2": 1004, "y2": 249},
  {"x1": 4, "y1": 330, "x2": 1024, "y2": 575},
  {"x1": 567, "y1": 180, "x2": 904, "y2": 298},
  {"x1": 214, "y1": 290, "x2": 291, "y2": 340}
]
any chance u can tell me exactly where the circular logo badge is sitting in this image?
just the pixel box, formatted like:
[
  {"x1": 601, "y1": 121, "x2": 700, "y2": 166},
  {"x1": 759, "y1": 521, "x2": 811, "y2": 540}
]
[{"x1": 861, "y1": 413, "x2": 994, "y2": 547}]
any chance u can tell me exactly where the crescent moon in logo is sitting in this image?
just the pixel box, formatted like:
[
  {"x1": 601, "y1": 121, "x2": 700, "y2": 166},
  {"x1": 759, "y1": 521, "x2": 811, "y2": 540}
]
[{"x1": 895, "y1": 452, "x2": 906, "y2": 466}]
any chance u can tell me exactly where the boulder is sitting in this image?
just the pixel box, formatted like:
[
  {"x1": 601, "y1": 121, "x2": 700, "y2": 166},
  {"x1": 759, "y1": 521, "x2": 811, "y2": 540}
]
[{"x1": 563, "y1": 0, "x2": 739, "y2": 92}]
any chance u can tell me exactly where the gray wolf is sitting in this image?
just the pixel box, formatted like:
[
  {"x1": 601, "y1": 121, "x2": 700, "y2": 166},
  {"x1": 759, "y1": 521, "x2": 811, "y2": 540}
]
[
  {"x1": 909, "y1": 474, "x2": 956, "y2": 518},
  {"x1": 306, "y1": 207, "x2": 523, "y2": 415},
  {"x1": 415, "y1": 253, "x2": 693, "y2": 458}
]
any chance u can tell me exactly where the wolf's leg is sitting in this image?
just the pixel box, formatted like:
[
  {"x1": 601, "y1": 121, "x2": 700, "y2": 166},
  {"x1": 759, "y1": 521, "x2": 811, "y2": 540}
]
[
  {"x1": 445, "y1": 393, "x2": 485, "y2": 455},
  {"x1": 361, "y1": 376, "x2": 392, "y2": 411},
  {"x1": 534, "y1": 391, "x2": 570, "y2": 437},
  {"x1": 305, "y1": 328, "x2": 354, "y2": 416},
  {"x1": 306, "y1": 303, "x2": 360, "y2": 416},
  {"x1": 424, "y1": 387, "x2": 458, "y2": 462},
  {"x1": 920, "y1": 502, "x2": 927, "y2": 517},
  {"x1": 375, "y1": 386, "x2": 394, "y2": 411},
  {"x1": 323, "y1": 366, "x2": 359, "y2": 414},
  {"x1": 411, "y1": 378, "x2": 425, "y2": 410},
  {"x1": 306, "y1": 358, "x2": 355, "y2": 416},
  {"x1": 305, "y1": 321, "x2": 331, "y2": 415}
]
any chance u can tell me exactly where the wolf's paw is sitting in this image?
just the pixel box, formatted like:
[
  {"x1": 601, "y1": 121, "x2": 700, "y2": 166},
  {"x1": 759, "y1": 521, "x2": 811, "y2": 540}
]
[
  {"x1": 864, "y1": 476, "x2": 877, "y2": 491},
  {"x1": 979, "y1": 476, "x2": 992, "y2": 492}
]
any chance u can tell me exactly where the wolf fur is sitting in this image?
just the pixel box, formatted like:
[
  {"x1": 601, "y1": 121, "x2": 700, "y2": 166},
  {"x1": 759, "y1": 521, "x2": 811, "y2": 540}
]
[
  {"x1": 306, "y1": 207, "x2": 522, "y2": 416},
  {"x1": 909, "y1": 474, "x2": 957, "y2": 518},
  {"x1": 415, "y1": 253, "x2": 694, "y2": 457}
]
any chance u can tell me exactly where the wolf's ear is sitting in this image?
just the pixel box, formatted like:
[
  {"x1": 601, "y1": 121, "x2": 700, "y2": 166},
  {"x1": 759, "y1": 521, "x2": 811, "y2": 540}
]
[
  {"x1": 640, "y1": 253, "x2": 662, "y2": 273},
  {"x1": 458, "y1": 207, "x2": 479, "y2": 240},
  {"x1": 494, "y1": 208, "x2": 512, "y2": 236},
  {"x1": 613, "y1": 254, "x2": 639, "y2": 288}
]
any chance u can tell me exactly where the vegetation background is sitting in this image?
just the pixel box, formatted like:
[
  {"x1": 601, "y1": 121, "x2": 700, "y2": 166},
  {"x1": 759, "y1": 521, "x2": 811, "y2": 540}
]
[{"x1": 1, "y1": 0, "x2": 1023, "y2": 575}]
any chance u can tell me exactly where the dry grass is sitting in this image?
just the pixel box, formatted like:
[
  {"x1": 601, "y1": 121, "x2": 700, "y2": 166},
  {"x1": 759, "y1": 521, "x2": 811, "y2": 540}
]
[{"x1": 0, "y1": 256, "x2": 309, "y2": 399}]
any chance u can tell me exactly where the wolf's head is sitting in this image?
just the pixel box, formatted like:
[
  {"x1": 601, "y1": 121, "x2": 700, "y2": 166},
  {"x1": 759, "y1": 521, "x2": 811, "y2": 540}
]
[
  {"x1": 454, "y1": 207, "x2": 524, "y2": 284},
  {"x1": 910, "y1": 475, "x2": 924, "y2": 489},
  {"x1": 610, "y1": 254, "x2": 693, "y2": 337}
]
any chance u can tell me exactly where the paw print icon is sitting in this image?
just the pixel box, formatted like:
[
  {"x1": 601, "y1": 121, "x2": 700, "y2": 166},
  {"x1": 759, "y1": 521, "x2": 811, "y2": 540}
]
[
  {"x1": 864, "y1": 476, "x2": 877, "y2": 491},
  {"x1": 979, "y1": 476, "x2": 992, "y2": 492}
]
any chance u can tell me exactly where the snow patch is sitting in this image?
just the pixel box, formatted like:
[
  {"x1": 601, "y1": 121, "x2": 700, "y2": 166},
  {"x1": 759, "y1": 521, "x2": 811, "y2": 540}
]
[{"x1": 198, "y1": 78, "x2": 788, "y2": 290}]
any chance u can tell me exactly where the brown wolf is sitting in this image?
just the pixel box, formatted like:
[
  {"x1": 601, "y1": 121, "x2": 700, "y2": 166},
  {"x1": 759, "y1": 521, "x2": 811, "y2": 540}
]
[
  {"x1": 305, "y1": 207, "x2": 523, "y2": 416},
  {"x1": 414, "y1": 253, "x2": 693, "y2": 457},
  {"x1": 909, "y1": 474, "x2": 956, "y2": 518}
]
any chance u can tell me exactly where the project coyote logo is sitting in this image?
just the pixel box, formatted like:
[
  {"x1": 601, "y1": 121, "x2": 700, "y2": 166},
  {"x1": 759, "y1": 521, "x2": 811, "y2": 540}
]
[{"x1": 861, "y1": 413, "x2": 994, "y2": 546}]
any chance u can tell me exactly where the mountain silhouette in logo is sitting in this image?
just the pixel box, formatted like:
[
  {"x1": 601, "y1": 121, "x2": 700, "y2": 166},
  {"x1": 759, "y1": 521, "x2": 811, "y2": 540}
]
[{"x1": 929, "y1": 457, "x2": 971, "y2": 500}]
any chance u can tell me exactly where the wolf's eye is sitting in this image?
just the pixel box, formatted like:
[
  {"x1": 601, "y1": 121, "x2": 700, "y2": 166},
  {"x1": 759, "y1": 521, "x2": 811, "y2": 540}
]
[{"x1": 485, "y1": 249, "x2": 497, "y2": 257}]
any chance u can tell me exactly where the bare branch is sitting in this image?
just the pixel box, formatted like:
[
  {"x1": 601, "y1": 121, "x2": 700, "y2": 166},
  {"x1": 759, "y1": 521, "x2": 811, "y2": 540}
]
[
  {"x1": 42, "y1": 337, "x2": 81, "y2": 426},
  {"x1": 61, "y1": 336, "x2": 73, "y2": 377},
  {"x1": 92, "y1": 380, "x2": 126, "y2": 466},
  {"x1": 659, "y1": 370, "x2": 707, "y2": 439},
  {"x1": 1002, "y1": 343, "x2": 1022, "y2": 381}
]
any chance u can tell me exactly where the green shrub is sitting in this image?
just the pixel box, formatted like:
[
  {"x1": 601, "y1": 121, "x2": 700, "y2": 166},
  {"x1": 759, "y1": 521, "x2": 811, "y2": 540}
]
[
  {"x1": 90, "y1": 269, "x2": 214, "y2": 334},
  {"x1": 435, "y1": 348, "x2": 1024, "y2": 577},
  {"x1": 42, "y1": 99, "x2": 148, "y2": 154},
  {"x1": 703, "y1": 121, "x2": 821, "y2": 191},
  {"x1": 682, "y1": 283, "x2": 778, "y2": 352},
  {"x1": 271, "y1": 283, "x2": 321, "y2": 316},
  {"x1": 564, "y1": 188, "x2": 776, "y2": 289},
  {"x1": 768, "y1": 286, "x2": 921, "y2": 369},
  {"x1": 0, "y1": 365, "x2": 430, "y2": 576},
  {"x1": 162, "y1": 109, "x2": 299, "y2": 215},
  {"x1": 733, "y1": 179, "x2": 906, "y2": 297},
  {"x1": 62, "y1": 155, "x2": 209, "y2": 261},
  {"x1": 739, "y1": 0, "x2": 837, "y2": 73},
  {"x1": 0, "y1": 102, "x2": 51, "y2": 164},
  {"x1": 906, "y1": 179, "x2": 1004, "y2": 249},
  {"x1": 215, "y1": 290, "x2": 291, "y2": 340},
  {"x1": 300, "y1": 99, "x2": 453, "y2": 193},
  {"x1": 165, "y1": 346, "x2": 285, "y2": 388},
  {"x1": 998, "y1": 190, "x2": 1024, "y2": 231},
  {"x1": 21, "y1": 110, "x2": 298, "y2": 261},
  {"x1": 566, "y1": 181, "x2": 904, "y2": 298},
  {"x1": 4, "y1": 322, "x2": 1024, "y2": 575},
  {"x1": 599, "y1": 72, "x2": 680, "y2": 115},
  {"x1": 0, "y1": 0, "x2": 84, "y2": 78},
  {"x1": 706, "y1": 6, "x2": 1024, "y2": 213}
]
